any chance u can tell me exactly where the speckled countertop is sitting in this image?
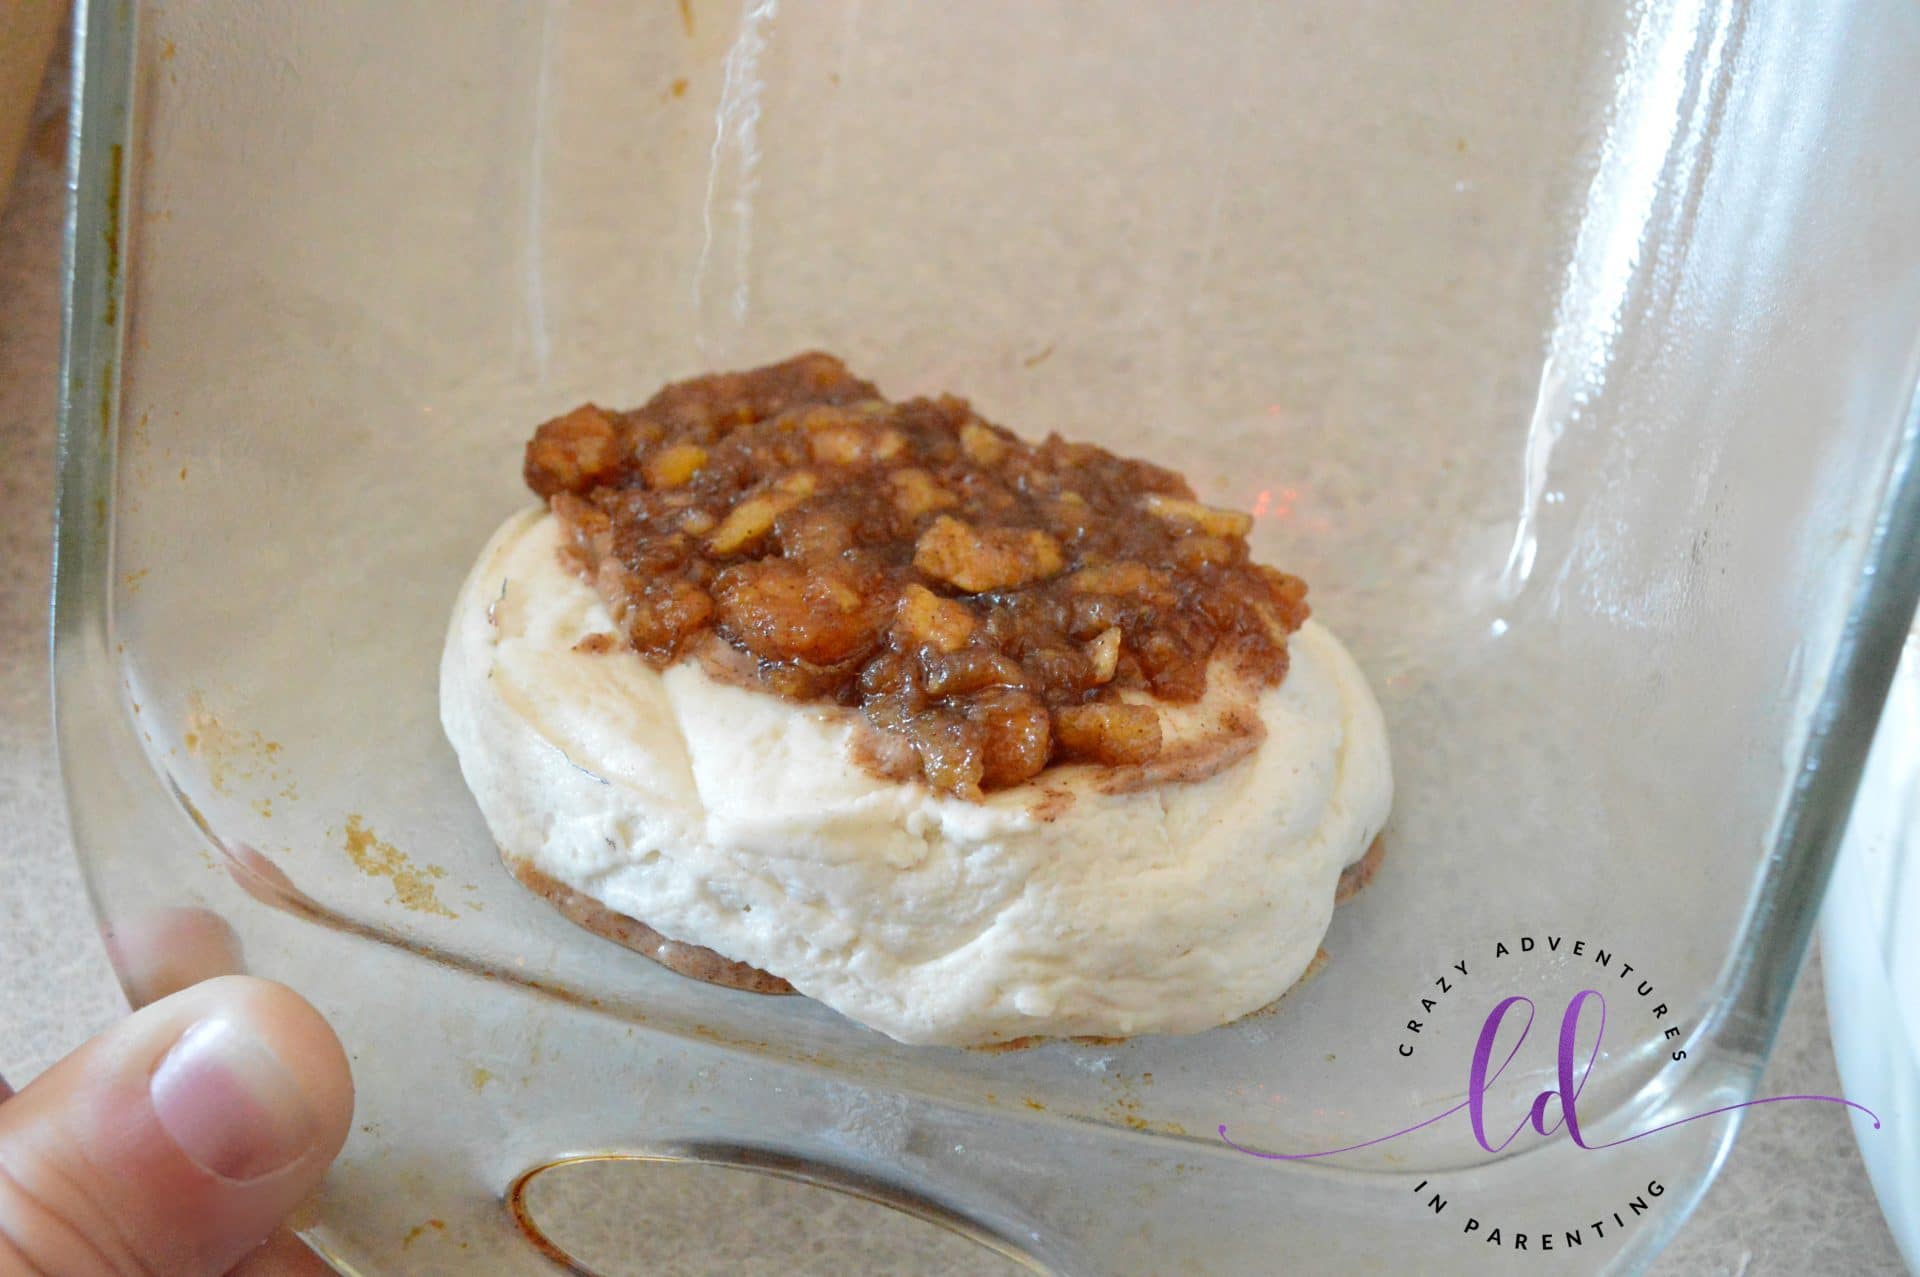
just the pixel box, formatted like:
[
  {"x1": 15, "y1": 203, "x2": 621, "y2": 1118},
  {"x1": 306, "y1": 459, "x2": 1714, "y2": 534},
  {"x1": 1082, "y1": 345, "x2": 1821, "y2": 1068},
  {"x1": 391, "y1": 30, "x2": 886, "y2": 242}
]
[{"x1": 0, "y1": 50, "x2": 1908, "y2": 1277}]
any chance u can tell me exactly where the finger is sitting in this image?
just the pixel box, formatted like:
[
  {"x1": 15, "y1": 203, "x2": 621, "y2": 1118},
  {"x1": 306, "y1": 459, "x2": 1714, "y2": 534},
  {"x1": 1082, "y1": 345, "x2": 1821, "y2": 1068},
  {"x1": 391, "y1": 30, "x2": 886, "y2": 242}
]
[
  {"x1": 223, "y1": 843, "x2": 310, "y2": 911},
  {"x1": 226, "y1": 1226, "x2": 339, "y2": 1276},
  {"x1": 0, "y1": 1075, "x2": 12, "y2": 1103},
  {"x1": 0, "y1": 974, "x2": 353, "y2": 1277},
  {"x1": 103, "y1": 907, "x2": 247, "y2": 1005}
]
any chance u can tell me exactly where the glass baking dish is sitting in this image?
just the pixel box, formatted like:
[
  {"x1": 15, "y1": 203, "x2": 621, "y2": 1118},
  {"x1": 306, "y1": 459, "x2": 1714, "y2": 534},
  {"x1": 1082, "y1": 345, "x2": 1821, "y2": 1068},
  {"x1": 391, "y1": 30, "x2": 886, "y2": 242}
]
[{"x1": 53, "y1": 1, "x2": 1920, "y2": 1273}]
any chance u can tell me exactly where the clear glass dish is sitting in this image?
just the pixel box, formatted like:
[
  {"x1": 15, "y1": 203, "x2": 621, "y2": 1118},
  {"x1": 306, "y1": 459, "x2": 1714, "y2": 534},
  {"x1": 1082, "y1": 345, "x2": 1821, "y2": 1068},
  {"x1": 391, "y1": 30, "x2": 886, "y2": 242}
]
[{"x1": 53, "y1": 2, "x2": 1920, "y2": 1273}]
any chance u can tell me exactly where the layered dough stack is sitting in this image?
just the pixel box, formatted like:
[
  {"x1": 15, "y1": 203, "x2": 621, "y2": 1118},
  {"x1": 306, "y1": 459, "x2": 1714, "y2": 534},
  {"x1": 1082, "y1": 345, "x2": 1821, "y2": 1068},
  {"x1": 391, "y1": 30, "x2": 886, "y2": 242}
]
[{"x1": 441, "y1": 354, "x2": 1391, "y2": 1046}]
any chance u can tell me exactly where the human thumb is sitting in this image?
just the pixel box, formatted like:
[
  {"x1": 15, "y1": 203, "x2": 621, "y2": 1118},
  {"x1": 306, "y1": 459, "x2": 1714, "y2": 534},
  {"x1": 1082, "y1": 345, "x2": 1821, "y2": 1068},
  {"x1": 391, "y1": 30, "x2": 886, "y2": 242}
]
[{"x1": 0, "y1": 974, "x2": 352, "y2": 1276}]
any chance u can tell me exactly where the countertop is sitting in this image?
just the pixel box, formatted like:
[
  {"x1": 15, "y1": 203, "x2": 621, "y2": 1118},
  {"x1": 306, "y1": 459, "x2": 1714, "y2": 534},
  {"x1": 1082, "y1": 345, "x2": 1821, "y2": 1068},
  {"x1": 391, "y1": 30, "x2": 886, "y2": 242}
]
[{"x1": 0, "y1": 50, "x2": 1907, "y2": 1277}]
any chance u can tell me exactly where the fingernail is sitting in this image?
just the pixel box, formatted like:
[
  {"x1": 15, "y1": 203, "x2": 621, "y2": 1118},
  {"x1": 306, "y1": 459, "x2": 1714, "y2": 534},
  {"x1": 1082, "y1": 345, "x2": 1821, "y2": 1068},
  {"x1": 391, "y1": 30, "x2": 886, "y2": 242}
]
[{"x1": 150, "y1": 1018, "x2": 317, "y2": 1181}]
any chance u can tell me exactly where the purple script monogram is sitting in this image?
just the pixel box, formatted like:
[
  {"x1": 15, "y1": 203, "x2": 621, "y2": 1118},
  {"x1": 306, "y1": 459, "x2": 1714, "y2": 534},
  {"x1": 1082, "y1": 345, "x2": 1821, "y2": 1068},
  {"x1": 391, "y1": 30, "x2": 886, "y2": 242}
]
[{"x1": 1219, "y1": 990, "x2": 1880, "y2": 1161}]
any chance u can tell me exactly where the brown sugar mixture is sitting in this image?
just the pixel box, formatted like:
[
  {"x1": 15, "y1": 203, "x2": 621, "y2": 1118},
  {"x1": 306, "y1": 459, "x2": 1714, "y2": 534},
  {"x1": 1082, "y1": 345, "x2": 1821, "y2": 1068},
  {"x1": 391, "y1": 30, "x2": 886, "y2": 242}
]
[{"x1": 524, "y1": 352, "x2": 1309, "y2": 799}]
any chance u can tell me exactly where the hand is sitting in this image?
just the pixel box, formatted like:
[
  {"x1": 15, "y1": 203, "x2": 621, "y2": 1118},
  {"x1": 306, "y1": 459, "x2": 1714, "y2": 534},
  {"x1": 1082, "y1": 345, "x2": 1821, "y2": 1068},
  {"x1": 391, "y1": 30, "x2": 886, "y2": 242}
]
[{"x1": 0, "y1": 910, "x2": 354, "y2": 1275}]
